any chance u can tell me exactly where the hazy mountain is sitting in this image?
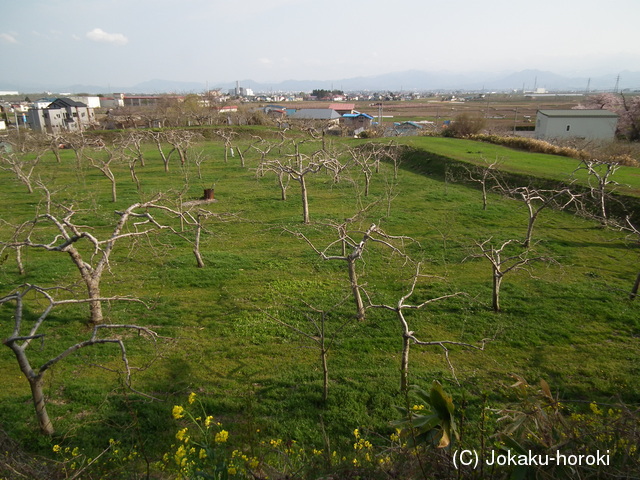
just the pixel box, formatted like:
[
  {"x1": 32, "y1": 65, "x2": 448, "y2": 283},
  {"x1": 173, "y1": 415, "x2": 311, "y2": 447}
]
[{"x1": 4, "y1": 70, "x2": 639, "y2": 95}]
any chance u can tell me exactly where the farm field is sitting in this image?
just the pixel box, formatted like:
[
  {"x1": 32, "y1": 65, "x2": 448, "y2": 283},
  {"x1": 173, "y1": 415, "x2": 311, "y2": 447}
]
[
  {"x1": 0, "y1": 129, "x2": 638, "y2": 478},
  {"x1": 295, "y1": 94, "x2": 587, "y2": 132}
]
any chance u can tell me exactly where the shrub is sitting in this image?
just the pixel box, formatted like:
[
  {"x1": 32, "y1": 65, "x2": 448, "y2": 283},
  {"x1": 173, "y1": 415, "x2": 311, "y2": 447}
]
[{"x1": 443, "y1": 113, "x2": 486, "y2": 137}]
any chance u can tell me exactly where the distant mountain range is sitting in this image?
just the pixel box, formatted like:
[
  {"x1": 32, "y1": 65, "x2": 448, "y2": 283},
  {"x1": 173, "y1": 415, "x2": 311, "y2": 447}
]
[{"x1": 4, "y1": 69, "x2": 640, "y2": 95}]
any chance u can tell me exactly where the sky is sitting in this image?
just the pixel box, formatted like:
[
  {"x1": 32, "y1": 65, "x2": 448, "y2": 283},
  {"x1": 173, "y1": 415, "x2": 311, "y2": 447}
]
[{"x1": 2, "y1": 0, "x2": 640, "y2": 89}]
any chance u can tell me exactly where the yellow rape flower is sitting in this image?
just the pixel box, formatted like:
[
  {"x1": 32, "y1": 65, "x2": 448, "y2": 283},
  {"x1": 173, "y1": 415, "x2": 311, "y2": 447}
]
[
  {"x1": 188, "y1": 392, "x2": 197, "y2": 404},
  {"x1": 172, "y1": 405, "x2": 185, "y2": 419},
  {"x1": 176, "y1": 428, "x2": 189, "y2": 442},
  {"x1": 52, "y1": 445, "x2": 61, "y2": 453},
  {"x1": 215, "y1": 430, "x2": 229, "y2": 443},
  {"x1": 228, "y1": 466, "x2": 237, "y2": 475},
  {"x1": 174, "y1": 445, "x2": 187, "y2": 466}
]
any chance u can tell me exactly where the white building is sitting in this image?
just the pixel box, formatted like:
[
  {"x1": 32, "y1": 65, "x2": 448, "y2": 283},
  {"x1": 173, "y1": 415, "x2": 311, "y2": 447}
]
[
  {"x1": 70, "y1": 96, "x2": 101, "y2": 109},
  {"x1": 535, "y1": 109, "x2": 618, "y2": 141}
]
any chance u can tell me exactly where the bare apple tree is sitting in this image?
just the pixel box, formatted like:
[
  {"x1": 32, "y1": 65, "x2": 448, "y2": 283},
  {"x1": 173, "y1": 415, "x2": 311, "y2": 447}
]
[
  {"x1": 615, "y1": 216, "x2": 640, "y2": 300},
  {"x1": 258, "y1": 140, "x2": 344, "y2": 224},
  {"x1": 164, "y1": 129, "x2": 200, "y2": 168},
  {"x1": 507, "y1": 185, "x2": 581, "y2": 248},
  {"x1": 1, "y1": 284, "x2": 158, "y2": 435},
  {"x1": 465, "y1": 156, "x2": 504, "y2": 210},
  {"x1": 254, "y1": 141, "x2": 291, "y2": 201},
  {"x1": 263, "y1": 295, "x2": 352, "y2": 401},
  {"x1": 367, "y1": 263, "x2": 485, "y2": 391},
  {"x1": 85, "y1": 143, "x2": 123, "y2": 203},
  {"x1": 143, "y1": 202, "x2": 238, "y2": 268},
  {"x1": 470, "y1": 238, "x2": 555, "y2": 313},
  {"x1": 287, "y1": 221, "x2": 414, "y2": 321},
  {"x1": 2, "y1": 191, "x2": 172, "y2": 324},
  {"x1": 573, "y1": 159, "x2": 622, "y2": 223},
  {"x1": 0, "y1": 150, "x2": 43, "y2": 194}
]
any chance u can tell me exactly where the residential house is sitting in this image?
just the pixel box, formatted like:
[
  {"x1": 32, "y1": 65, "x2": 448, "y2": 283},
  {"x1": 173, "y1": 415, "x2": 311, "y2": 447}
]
[
  {"x1": 27, "y1": 97, "x2": 96, "y2": 134},
  {"x1": 100, "y1": 94, "x2": 125, "y2": 109},
  {"x1": 391, "y1": 121, "x2": 425, "y2": 137},
  {"x1": 290, "y1": 109, "x2": 341, "y2": 121},
  {"x1": 329, "y1": 103, "x2": 355, "y2": 116},
  {"x1": 535, "y1": 109, "x2": 618, "y2": 141},
  {"x1": 341, "y1": 112, "x2": 373, "y2": 134}
]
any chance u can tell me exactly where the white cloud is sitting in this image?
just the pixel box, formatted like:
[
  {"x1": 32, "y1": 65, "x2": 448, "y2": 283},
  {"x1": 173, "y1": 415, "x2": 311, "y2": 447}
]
[
  {"x1": 0, "y1": 33, "x2": 18, "y2": 44},
  {"x1": 86, "y1": 28, "x2": 128, "y2": 46}
]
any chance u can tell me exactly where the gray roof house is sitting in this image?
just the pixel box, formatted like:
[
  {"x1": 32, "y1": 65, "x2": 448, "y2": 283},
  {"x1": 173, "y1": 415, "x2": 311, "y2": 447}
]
[
  {"x1": 27, "y1": 97, "x2": 96, "y2": 134},
  {"x1": 535, "y1": 109, "x2": 618, "y2": 141},
  {"x1": 289, "y1": 108, "x2": 341, "y2": 120}
]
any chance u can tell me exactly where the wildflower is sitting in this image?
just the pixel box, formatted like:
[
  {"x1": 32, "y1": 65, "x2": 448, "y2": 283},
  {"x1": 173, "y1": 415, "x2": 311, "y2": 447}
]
[
  {"x1": 176, "y1": 427, "x2": 189, "y2": 442},
  {"x1": 215, "y1": 430, "x2": 229, "y2": 443},
  {"x1": 204, "y1": 415, "x2": 214, "y2": 427},
  {"x1": 174, "y1": 445, "x2": 187, "y2": 466},
  {"x1": 71, "y1": 447, "x2": 80, "y2": 457},
  {"x1": 353, "y1": 428, "x2": 360, "y2": 439},
  {"x1": 199, "y1": 448, "x2": 207, "y2": 460},
  {"x1": 249, "y1": 457, "x2": 259, "y2": 469},
  {"x1": 228, "y1": 466, "x2": 237, "y2": 475},
  {"x1": 52, "y1": 445, "x2": 61, "y2": 453},
  {"x1": 172, "y1": 405, "x2": 185, "y2": 420},
  {"x1": 188, "y1": 392, "x2": 197, "y2": 404}
]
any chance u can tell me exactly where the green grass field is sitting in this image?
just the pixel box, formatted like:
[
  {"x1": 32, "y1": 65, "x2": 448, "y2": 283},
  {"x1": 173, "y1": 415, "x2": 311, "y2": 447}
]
[{"x1": 0, "y1": 130, "x2": 638, "y2": 477}]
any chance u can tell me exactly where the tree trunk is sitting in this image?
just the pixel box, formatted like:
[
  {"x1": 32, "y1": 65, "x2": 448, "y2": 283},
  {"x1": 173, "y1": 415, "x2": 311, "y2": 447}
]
[
  {"x1": 110, "y1": 176, "x2": 117, "y2": 203},
  {"x1": 493, "y1": 272, "x2": 502, "y2": 313},
  {"x1": 10, "y1": 344, "x2": 55, "y2": 435},
  {"x1": 87, "y1": 280, "x2": 103, "y2": 324},
  {"x1": 321, "y1": 348, "x2": 329, "y2": 402},
  {"x1": 400, "y1": 334, "x2": 410, "y2": 392},
  {"x1": 300, "y1": 176, "x2": 310, "y2": 224},
  {"x1": 347, "y1": 258, "x2": 365, "y2": 320},
  {"x1": 599, "y1": 188, "x2": 607, "y2": 221},
  {"x1": 16, "y1": 245, "x2": 25, "y2": 275},
  {"x1": 481, "y1": 183, "x2": 487, "y2": 210},
  {"x1": 524, "y1": 215, "x2": 536, "y2": 248},
  {"x1": 194, "y1": 223, "x2": 205, "y2": 268},
  {"x1": 66, "y1": 248, "x2": 103, "y2": 324},
  {"x1": 630, "y1": 272, "x2": 640, "y2": 300},
  {"x1": 278, "y1": 172, "x2": 288, "y2": 201},
  {"x1": 29, "y1": 376, "x2": 54, "y2": 435}
]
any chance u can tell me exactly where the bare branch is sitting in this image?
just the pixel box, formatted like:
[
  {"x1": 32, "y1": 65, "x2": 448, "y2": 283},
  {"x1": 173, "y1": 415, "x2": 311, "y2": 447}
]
[{"x1": 1, "y1": 284, "x2": 160, "y2": 434}]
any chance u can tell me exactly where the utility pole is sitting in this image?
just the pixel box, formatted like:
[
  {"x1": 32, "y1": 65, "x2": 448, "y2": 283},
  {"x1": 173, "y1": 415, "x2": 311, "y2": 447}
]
[{"x1": 13, "y1": 109, "x2": 20, "y2": 140}]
